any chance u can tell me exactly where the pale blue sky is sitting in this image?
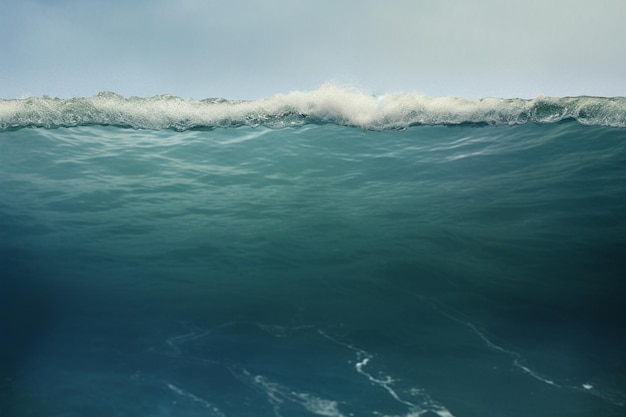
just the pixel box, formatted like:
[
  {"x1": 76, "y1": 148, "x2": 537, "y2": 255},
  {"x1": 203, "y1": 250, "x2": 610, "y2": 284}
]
[{"x1": 1, "y1": 0, "x2": 625, "y2": 99}]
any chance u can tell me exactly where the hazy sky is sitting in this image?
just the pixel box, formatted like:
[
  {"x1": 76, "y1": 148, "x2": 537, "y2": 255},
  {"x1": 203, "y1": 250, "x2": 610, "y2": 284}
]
[{"x1": 2, "y1": 0, "x2": 625, "y2": 99}]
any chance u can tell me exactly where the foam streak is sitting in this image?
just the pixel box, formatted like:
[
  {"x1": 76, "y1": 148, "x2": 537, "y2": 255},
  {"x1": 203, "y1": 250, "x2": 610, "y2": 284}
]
[
  {"x1": 167, "y1": 383, "x2": 226, "y2": 416},
  {"x1": 318, "y1": 330, "x2": 456, "y2": 417},
  {"x1": 431, "y1": 304, "x2": 626, "y2": 407}
]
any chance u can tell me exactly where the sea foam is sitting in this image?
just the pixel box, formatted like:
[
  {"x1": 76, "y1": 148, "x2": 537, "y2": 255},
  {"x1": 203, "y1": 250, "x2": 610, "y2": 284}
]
[{"x1": 1, "y1": 85, "x2": 625, "y2": 130}]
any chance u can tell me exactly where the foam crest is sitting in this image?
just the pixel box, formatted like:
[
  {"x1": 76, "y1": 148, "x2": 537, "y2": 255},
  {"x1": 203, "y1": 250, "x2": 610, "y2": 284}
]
[{"x1": 1, "y1": 86, "x2": 625, "y2": 130}]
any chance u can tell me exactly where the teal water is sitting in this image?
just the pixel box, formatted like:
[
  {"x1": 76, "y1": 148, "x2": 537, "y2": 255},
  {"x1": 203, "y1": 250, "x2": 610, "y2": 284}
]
[{"x1": 1, "y1": 120, "x2": 626, "y2": 416}]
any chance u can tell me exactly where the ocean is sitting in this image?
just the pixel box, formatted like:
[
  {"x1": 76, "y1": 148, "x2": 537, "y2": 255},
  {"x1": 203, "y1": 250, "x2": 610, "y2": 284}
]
[{"x1": 1, "y1": 86, "x2": 625, "y2": 417}]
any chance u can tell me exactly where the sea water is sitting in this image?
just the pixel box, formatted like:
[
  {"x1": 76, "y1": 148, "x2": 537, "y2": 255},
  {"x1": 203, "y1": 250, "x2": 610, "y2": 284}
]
[{"x1": 1, "y1": 87, "x2": 625, "y2": 416}]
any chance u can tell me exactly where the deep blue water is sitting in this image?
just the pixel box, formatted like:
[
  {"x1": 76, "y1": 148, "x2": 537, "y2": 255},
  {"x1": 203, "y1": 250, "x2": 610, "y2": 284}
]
[{"x1": 1, "y1": 92, "x2": 626, "y2": 417}]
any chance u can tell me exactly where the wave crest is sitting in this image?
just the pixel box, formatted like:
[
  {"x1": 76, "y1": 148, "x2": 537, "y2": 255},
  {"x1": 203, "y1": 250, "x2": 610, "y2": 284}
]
[{"x1": 1, "y1": 86, "x2": 625, "y2": 130}]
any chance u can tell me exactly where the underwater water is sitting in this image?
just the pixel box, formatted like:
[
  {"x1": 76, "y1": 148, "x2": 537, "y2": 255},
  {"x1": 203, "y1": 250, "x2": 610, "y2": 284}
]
[{"x1": 1, "y1": 88, "x2": 626, "y2": 416}]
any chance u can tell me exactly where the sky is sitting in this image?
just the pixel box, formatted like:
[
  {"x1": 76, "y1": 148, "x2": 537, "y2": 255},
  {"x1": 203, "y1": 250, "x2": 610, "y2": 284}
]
[{"x1": 1, "y1": 0, "x2": 625, "y2": 100}]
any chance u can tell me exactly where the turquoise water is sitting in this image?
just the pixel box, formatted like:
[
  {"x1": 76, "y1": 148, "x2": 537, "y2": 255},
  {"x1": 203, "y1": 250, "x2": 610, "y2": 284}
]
[{"x1": 1, "y1": 91, "x2": 626, "y2": 416}]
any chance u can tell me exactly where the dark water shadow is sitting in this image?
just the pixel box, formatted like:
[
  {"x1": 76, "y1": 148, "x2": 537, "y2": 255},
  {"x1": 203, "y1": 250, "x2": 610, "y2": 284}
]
[{"x1": 0, "y1": 248, "x2": 58, "y2": 416}]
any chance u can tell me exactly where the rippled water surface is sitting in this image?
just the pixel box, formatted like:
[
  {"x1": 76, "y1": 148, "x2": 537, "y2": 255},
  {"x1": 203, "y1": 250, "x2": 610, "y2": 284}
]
[{"x1": 1, "y1": 122, "x2": 625, "y2": 416}]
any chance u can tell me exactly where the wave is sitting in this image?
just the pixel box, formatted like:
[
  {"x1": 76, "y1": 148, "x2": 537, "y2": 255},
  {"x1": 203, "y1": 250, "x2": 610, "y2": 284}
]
[{"x1": 1, "y1": 85, "x2": 625, "y2": 130}]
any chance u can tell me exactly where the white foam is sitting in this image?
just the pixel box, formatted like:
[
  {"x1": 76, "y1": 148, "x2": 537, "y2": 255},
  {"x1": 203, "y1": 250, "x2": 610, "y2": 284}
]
[
  {"x1": 244, "y1": 371, "x2": 347, "y2": 417},
  {"x1": 318, "y1": 330, "x2": 456, "y2": 417},
  {"x1": 1, "y1": 85, "x2": 625, "y2": 130},
  {"x1": 167, "y1": 383, "x2": 225, "y2": 416},
  {"x1": 429, "y1": 303, "x2": 626, "y2": 408}
]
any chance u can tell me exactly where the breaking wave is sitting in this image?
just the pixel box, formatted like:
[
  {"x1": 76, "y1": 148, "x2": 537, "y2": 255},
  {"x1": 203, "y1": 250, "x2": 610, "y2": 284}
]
[{"x1": 1, "y1": 85, "x2": 625, "y2": 131}]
